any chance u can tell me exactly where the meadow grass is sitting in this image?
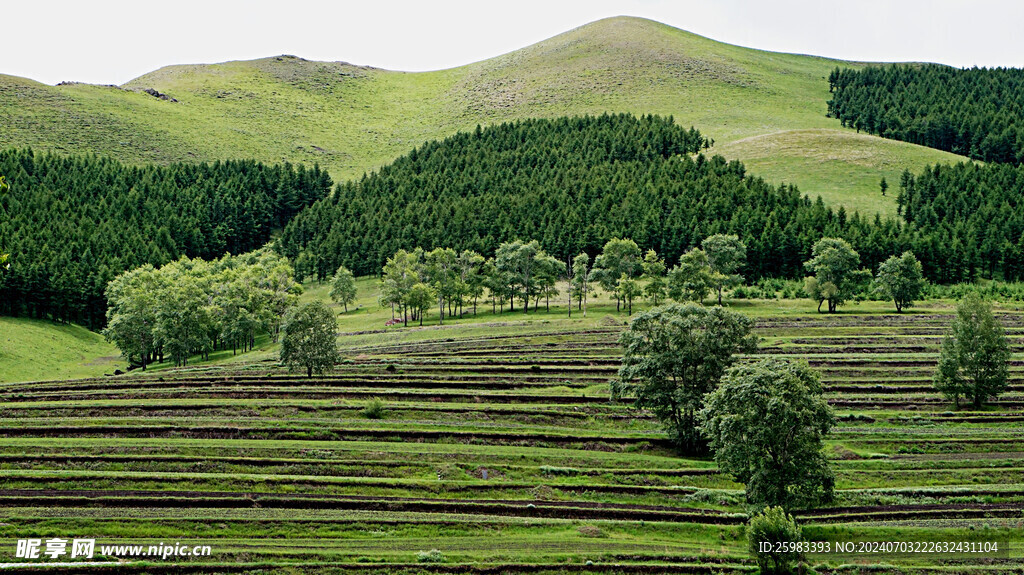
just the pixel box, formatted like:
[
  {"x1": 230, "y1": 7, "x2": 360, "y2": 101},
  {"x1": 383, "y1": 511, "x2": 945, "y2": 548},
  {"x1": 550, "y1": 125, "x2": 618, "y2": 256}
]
[
  {"x1": 2, "y1": 297, "x2": 1024, "y2": 569},
  {"x1": 0, "y1": 316, "x2": 119, "y2": 383}
]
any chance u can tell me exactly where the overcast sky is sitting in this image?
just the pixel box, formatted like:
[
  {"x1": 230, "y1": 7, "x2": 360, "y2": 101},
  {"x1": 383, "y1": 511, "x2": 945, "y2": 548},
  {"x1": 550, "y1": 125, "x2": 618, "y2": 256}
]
[{"x1": 4, "y1": 0, "x2": 1023, "y2": 86}]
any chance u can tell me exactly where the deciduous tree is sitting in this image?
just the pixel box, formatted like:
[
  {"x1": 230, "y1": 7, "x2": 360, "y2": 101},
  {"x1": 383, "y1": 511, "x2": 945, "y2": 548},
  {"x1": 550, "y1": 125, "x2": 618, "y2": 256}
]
[
  {"x1": 570, "y1": 252, "x2": 591, "y2": 317},
  {"x1": 406, "y1": 283, "x2": 435, "y2": 326},
  {"x1": 641, "y1": 249, "x2": 666, "y2": 305},
  {"x1": 280, "y1": 301, "x2": 341, "y2": 378},
  {"x1": 381, "y1": 249, "x2": 420, "y2": 326},
  {"x1": 873, "y1": 251, "x2": 925, "y2": 312},
  {"x1": 669, "y1": 248, "x2": 713, "y2": 303},
  {"x1": 803, "y1": 238, "x2": 871, "y2": 313},
  {"x1": 618, "y1": 304, "x2": 757, "y2": 452},
  {"x1": 702, "y1": 234, "x2": 747, "y2": 305},
  {"x1": 616, "y1": 274, "x2": 641, "y2": 315},
  {"x1": 425, "y1": 248, "x2": 458, "y2": 324},
  {"x1": 592, "y1": 238, "x2": 641, "y2": 312},
  {"x1": 700, "y1": 359, "x2": 835, "y2": 510},
  {"x1": 935, "y1": 293, "x2": 1010, "y2": 408},
  {"x1": 329, "y1": 265, "x2": 357, "y2": 313}
]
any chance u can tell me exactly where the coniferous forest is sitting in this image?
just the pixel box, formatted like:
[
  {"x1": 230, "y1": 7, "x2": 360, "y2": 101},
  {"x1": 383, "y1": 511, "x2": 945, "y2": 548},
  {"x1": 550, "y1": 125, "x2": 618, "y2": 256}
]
[
  {"x1": 279, "y1": 114, "x2": 865, "y2": 279},
  {"x1": 827, "y1": 64, "x2": 1024, "y2": 163},
  {"x1": 278, "y1": 113, "x2": 1024, "y2": 285},
  {"x1": 0, "y1": 150, "x2": 331, "y2": 327}
]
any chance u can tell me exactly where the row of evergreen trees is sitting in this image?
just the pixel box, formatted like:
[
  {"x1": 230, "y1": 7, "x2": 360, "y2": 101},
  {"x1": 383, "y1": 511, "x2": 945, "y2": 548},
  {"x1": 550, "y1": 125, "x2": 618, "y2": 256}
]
[
  {"x1": 827, "y1": 64, "x2": 1024, "y2": 163},
  {"x1": 0, "y1": 149, "x2": 331, "y2": 328},
  {"x1": 104, "y1": 250, "x2": 301, "y2": 369},
  {"x1": 897, "y1": 162, "x2": 1024, "y2": 281}
]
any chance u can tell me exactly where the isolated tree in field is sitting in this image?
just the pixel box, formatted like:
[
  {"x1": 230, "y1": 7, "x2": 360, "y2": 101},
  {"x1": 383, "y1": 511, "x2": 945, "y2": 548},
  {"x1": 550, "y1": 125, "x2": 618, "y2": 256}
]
[
  {"x1": 803, "y1": 237, "x2": 871, "y2": 313},
  {"x1": 873, "y1": 251, "x2": 925, "y2": 312},
  {"x1": 592, "y1": 238, "x2": 641, "y2": 312},
  {"x1": 668, "y1": 248, "x2": 713, "y2": 303},
  {"x1": 748, "y1": 507, "x2": 805, "y2": 575},
  {"x1": 618, "y1": 304, "x2": 757, "y2": 452},
  {"x1": 641, "y1": 249, "x2": 667, "y2": 305},
  {"x1": 935, "y1": 293, "x2": 1010, "y2": 408},
  {"x1": 329, "y1": 265, "x2": 357, "y2": 313},
  {"x1": 879, "y1": 176, "x2": 888, "y2": 197},
  {"x1": 700, "y1": 359, "x2": 835, "y2": 510},
  {"x1": 702, "y1": 234, "x2": 747, "y2": 305},
  {"x1": 570, "y1": 252, "x2": 591, "y2": 317},
  {"x1": 280, "y1": 301, "x2": 341, "y2": 378}
]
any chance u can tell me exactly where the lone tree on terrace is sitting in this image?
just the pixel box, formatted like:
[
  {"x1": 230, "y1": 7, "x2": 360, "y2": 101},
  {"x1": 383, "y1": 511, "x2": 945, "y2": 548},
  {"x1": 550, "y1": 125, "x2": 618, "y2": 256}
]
[
  {"x1": 329, "y1": 265, "x2": 357, "y2": 313},
  {"x1": 700, "y1": 358, "x2": 835, "y2": 510},
  {"x1": 873, "y1": 251, "x2": 925, "y2": 312},
  {"x1": 280, "y1": 301, "x2": 341, "y2": 378},
  {"x1": 934, "y1": 293, "x2": 1010, "y2": 408},
  {"x1": 617, "y1": 304, "x2": 757, "y2": 453},
  {"x1": 803, "y1": 237, "x2": 871, "y2": 313}
]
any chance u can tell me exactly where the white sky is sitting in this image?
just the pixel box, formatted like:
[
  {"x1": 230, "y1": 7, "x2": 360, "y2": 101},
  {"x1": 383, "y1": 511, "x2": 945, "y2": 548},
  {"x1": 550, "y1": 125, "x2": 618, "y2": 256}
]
[{"x1": 3, "y1": 0, "x2": 1023, "y2": 86}]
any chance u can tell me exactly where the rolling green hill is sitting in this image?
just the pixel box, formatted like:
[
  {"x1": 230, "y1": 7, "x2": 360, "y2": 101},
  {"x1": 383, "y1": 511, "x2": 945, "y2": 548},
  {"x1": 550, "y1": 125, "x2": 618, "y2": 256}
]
[
  {"x1": 0, "y1": 317, "x2": 120, "y2": 383},
  {"x1": 0, "y1": 16, "x2": 964, "y2": 218}
]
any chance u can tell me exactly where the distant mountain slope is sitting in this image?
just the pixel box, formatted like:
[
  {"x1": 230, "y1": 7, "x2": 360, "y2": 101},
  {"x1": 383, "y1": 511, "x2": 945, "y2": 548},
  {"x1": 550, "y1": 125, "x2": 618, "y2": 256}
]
[{"x1": 0, "y1": 16, "x2": 963, "y2": 216}]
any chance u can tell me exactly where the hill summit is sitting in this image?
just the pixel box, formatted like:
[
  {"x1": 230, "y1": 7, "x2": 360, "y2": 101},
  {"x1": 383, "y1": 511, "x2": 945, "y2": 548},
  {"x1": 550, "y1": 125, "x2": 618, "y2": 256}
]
[{"x1": 0, "y1": 16, "x2": 962, "y2": 216}]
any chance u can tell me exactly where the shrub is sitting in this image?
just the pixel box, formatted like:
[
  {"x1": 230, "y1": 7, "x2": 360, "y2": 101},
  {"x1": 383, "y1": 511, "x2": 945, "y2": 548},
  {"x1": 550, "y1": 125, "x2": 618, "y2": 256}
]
[
  {"x1": 416, "y1": 549, "x2": 444, "y2": 563},
  {"x1": 748, "y1": 506, "x2": 804, "y2": 575},
  {"x1": 361, "y1": 397, "x2": 386, "y2": 419}
]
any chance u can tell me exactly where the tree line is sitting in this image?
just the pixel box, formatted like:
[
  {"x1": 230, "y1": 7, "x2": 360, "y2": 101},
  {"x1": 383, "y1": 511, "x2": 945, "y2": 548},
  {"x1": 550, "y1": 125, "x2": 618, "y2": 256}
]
[
  {"x1": 104, "y1": 250, "x2": 301, "y2": 369},
  {"x1": 827, "y1": 64, "x2": 1024, "y2": 164},
  {"x1": 374, "y1": 235, "x2": 748, "y2": 326},
  {"x1": 371, "y1": 233, "x2": 927, "y2": 324},
  {"x1": 0, "y1": 149, "x2": 331, "y2": 328}
]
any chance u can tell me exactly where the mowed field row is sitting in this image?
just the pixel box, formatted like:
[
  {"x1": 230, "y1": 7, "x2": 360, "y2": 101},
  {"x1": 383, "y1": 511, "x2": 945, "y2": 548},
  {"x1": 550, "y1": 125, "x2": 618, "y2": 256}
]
[{"x1": 0, "y1": 309, "x2": 1022, "y2": 572}]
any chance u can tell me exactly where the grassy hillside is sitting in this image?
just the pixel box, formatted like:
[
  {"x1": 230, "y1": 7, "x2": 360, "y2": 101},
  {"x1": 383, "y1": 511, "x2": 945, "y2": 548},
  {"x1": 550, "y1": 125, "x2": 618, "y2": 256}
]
[
  {"x1": 0, "y1": 17, "x2": 963, "y2": 217},
  {"x1": 0, "y1": 317, "x2": 121, "y2": 383}
]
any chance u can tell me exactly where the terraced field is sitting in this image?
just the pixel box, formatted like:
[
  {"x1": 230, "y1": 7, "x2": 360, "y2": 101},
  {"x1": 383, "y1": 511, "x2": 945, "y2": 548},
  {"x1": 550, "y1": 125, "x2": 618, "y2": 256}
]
[{"x1": 1, "y1": 307, "x2": 1022, "y2": 572}]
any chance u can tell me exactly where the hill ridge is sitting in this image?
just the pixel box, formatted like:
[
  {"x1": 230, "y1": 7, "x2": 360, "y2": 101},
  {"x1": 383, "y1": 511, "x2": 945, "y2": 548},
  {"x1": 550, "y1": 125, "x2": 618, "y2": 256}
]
[{"x1": 0, "y1": 15, "x2": 965, "y2": 216}]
